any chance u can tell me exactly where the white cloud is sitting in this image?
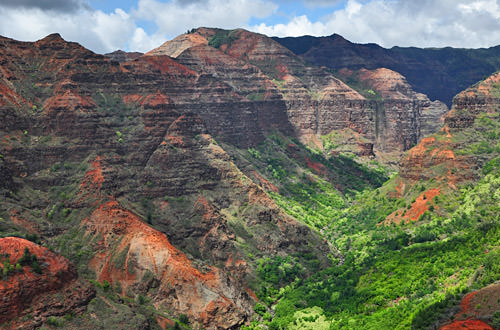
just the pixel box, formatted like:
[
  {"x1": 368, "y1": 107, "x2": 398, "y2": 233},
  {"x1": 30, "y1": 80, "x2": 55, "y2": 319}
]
[
  {"x1": 0, "y1": 0, "x2": 279, "y2": 53},
  {"x1": 1, "y1": 0, "x2": 500, "y2": 54},
  {"x1": 253, "y1": 15, "x2": 326, "y2": 37},
  {"x1": 251, "y1": 0, "x2": 500, "y2": 48},
  {"x1": 130, "y1": 27, "x2": 166, "y2": 52},
  {"x1": 0, "y1": 6, "x2": 136, "y2": 53},
  {"x1": 128, "y1": 0, "x2": 278, "y2": 51}
]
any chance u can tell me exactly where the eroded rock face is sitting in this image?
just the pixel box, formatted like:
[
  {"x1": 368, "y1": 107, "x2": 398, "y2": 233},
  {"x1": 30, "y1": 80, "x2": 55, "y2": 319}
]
[
  {"x1": 338, "y1": 68, "x2": 448, "y2": 155},
  {"x1": 398, "y1": 72, "x2": 500, "y2": 187},
  {"x1": 447, "y1": 72, "x2": 500, "y2": 128},
  {"x1": 84, "y1": 200, "x2": 252, "y2": 330},
  {"x1": 0, "y1": 237, "x2": 95, "y2": 328},
  {"x1": 273, "y1": 33, "x2": 500, "y2": 106},
  {"x1": 0, "y1": 32, "x2": 330, "y2": 328},
  {"x1": 150, "y1": 28, "x2": 448, "y2": 163}
]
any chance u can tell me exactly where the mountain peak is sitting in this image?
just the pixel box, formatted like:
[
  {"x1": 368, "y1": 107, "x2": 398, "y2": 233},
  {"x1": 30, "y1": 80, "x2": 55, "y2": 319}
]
[
  {"x1": 147, "y1": 32, "x2": 208, "y2": 57},
  {"x1": 104, "y1": 50, "x2": 143, "y2": 62},
  {"x1": 38, "y1": 33, "x2": 65, "y2": 43},
  {"x1": 329, "y1": 33, "x2": 349, "y2": 42}
]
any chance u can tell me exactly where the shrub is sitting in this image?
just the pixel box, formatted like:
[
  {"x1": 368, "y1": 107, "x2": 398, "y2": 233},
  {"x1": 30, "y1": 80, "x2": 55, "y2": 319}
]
[
  {"x1": 136, "y1": 294, "x2": 146, "y2": 305},
  {"x1": 31, "y1": 261, "x2": 42, "y2": 274},
  {"x1": 46, "y1": 316, "x2": 63, "y2": 327},
  {"x1": 178, "y1": 314, "x2": 189, "y2": 325},
  {"x1": 102, "y1": 280, "x2": 110, "y2": 291},
  {"x1": 254, "y1": 303, "x2": 267, "y2": 316}
]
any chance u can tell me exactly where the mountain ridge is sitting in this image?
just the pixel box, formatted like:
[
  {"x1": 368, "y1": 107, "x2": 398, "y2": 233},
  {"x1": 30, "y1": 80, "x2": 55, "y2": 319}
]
[
  {"x1": 274, "y1": 33, "x2": 500, "y2": 106},
  {"x1": 1, "y1": 29, "x2": 499, "y2": 329}
]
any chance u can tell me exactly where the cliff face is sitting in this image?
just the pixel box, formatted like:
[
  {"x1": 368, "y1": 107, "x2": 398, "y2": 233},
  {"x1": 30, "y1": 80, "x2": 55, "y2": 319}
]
[
  {"x1": 331, "y1": 68, "x2": 448, "y2": 160},
  {"x1": 149, "y1": 28, "x2": 448, "y2": 162},
  {"x1": 0, "y1": 237, "x2": 95, "y2": 328},
  {"x1": 0, "y1": 32, "x2": 329, "y2": 328},
  {"x1": 383, "y1": 71, "x2": 500, "y2": 227}
]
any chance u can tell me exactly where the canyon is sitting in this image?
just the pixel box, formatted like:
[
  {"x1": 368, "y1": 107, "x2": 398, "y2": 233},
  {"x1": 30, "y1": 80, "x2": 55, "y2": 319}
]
[{"x1": 0, "y1": 28, "x2": 499, "y2": 329}]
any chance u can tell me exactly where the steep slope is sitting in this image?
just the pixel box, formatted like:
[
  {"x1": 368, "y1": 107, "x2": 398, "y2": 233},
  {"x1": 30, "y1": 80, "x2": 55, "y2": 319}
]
[
  {"x1": 146, "y1": 30, "x2": 293, "y2": 143},
  {"x1": 2, "y1": 29, "x2": 495, "y2": 330},
  {"x1": 440, "y1": 283, "x2": 500, "y2": 330},
  {"x1": 0, "y1": 33, "x2": 330, "y2": 328},
  {"x1": 245, "y1": 71, "x2": 500, "y2": 329},
  {"x1": 274, "y1": 33, "x2": 500, "y2": 106},
  {"x1": 83, "y1": 200, "x2": 252, "y2": 329},
  {"x1": 334, "y1": 67, "x2": 448, "y2": 161},
  {"x1": 0, "y1": 237, "x2": 94, "y2": 329},
  {"x1": 149, "y1": 28, "x2": 448, "y2": 164},
  {"x1": 398, "y1": 71, "x2": 500, "y2": 189}
]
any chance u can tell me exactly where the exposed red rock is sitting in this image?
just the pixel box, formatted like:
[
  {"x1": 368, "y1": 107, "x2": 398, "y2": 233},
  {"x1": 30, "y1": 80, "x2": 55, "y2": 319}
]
[
  {"x1": 440, "y1": 283, "x2": 500, "y2": 330},
  {"x1": 338, "y1": 67, "x2": 448, "y2": 155},
  {"x1": 150, "y1": 28, "x2": 448, "y2": 164},
  {"x1": 147, "y1": 32, "x2": 208, "y2": 57},
  {"x1": 398, "y1": 72, "x2": 500, "y2": 188},
  {"x1": 0, "y1": 31, "x2": 332, "y2": 329},
  {"x1": 0, "y1": 29, "x2": 458, "y2": 328},
  {"x1": 0, "y1": 237, "x2": 94, "y2": 328},
  {"x1": 83, "y1": 200, "x2": 252, "y2": 329},
  {"x1": 305, "y1": 157, "x2": 327, "y2": 176},
  {"x1": 383, "y1": 188, "x2": 440, "y2": 225},
  {"x1": 447, "y1": 72, "x2": 500, "y2": 129},
  {"x1": 251, "y1": 170, "x2": 279, "y2": 193},
  {"x1": 441, "y1": 320, "x2": 494, "y2": 330},
  {"x1": 454, "y1": 73, "x2": 500, "y2": 113}
]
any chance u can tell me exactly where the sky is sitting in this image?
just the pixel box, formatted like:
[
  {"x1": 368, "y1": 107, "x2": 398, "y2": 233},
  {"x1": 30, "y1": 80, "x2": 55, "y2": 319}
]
[{"x1": 1, "y1": 0, "x2": 500, "y2": 54}]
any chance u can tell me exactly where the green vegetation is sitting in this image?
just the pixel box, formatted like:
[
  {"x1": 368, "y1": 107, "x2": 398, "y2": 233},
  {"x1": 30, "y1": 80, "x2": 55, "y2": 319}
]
[
  {"x1": 19, "y1": 247, "x2": 42, "y2": 274},
  {"x1": 269, "y1": 178, "x2": 344, "y2": 229},
  {"x1": 271, "y1": 79, "x2": 286, "y2": 90},
  {"x1": 61, "y1": 280, "x2": 171, "y2": 330},
  {"x1": 0, "y1": 247, "x2": 42, "y2": 278},
  {"x1": 1, "y1": 254, "x2": 18, "y2": 278},
  {"x1": 241, "y1": 109, "x2": 500, "y2": 328},
  {"x1": 247, "y1": 160, "x2": 500, "y2": 329},
  {"x1": 2, "y1": 37, "x2": 500, "y2": 330},
  {"x1": 333, "y1": 70, "x2": 384, "y2": 100},
  {"x1": 246, "y1": 92, "x2": 264, "y2": 101},
  {"x1": 208, "y1": 29, "x2": 237, "y2": 49},
  {"x1": 226, "y1": 133, "x2": 387, "y2": 231}
]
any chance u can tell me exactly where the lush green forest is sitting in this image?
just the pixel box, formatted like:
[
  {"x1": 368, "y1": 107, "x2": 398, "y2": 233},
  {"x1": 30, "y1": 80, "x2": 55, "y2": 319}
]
[{"x1": 238, "y1": 110, "x2": 500, "y2": 329}]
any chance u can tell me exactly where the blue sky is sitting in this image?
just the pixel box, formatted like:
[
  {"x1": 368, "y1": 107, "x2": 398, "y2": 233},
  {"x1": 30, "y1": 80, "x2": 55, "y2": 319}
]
[
  {"x1": 1, "y1": 0, "x2": 500, "y2": 53},
  {"x1": 88, "y1": 0, "x2": 348, "y2": 27}
]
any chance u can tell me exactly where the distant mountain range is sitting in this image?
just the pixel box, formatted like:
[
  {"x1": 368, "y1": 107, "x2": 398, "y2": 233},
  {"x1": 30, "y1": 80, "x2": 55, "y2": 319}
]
[{"x1": 274, "y1": 33, "x2": 500, "y2": 106}]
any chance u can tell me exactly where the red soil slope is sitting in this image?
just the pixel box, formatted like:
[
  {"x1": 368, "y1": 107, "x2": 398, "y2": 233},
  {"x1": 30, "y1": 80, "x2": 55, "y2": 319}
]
[
  {"x1": 0, "y1": 237, "x2": 94, "y2": 328},
  {"x1": 83, "y1": 200, "x2": 252, "y2": 329}
]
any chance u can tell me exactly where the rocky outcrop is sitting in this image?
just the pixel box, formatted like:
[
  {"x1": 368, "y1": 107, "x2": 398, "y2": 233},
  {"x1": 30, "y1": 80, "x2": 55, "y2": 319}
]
[
  {"x1": 104, "y1": 50, "x2": 143, "y2": 63},
  {"x1": 338, "y1": 68, "x2": 448, "y2": 156},
  {"x1": 150, "y1": 28, "x2": 447, "y2": 162},
  {"x1": 0, "y1": 32, "x2": 331, "y2": 328},
  {"x1": 447, "y1": 72, "x2": 500, "y2": 128},
  {"x1": 397, "y1": 72, "x2": 500, "y2": 188},
  {"x1": 0, "y1": 237, "x2": 95, "y2": 328},
  {"x1": 84, "y1": 200, "x2": 252, "y2": 330}
]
